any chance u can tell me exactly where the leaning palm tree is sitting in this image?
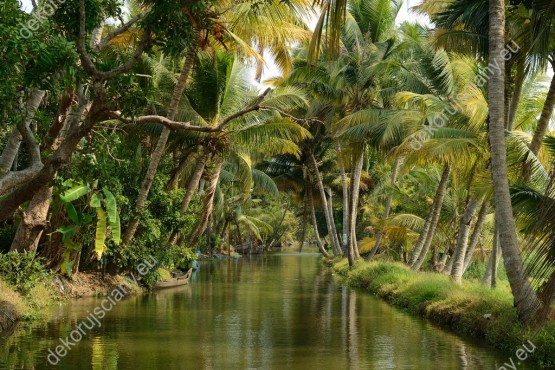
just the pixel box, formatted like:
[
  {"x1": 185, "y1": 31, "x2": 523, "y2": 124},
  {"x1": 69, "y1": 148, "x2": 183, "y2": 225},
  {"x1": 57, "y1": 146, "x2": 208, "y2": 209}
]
[
  {"x1": 162, "y1": 52, "x2": 310, "y2": 247},
  {"x1": 488, "y1": 0, "x2": 539, "y2": 323}
]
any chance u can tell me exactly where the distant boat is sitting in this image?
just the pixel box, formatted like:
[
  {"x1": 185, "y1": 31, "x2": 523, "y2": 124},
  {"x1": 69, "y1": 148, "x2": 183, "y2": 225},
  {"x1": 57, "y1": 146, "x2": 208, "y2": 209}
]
[{"x1": 154, "y1": 268, "x2": 193, "y2": 289}]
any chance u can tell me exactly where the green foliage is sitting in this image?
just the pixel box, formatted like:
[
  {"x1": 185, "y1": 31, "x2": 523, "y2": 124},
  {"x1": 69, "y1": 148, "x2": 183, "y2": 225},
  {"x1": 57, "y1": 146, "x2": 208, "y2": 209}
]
[
  {"x1": 0, "y1": 251, "x2": 50, "y2": 294},
  {"x1": 55, "y1": 180, "x2": 122, "y2": 275}
]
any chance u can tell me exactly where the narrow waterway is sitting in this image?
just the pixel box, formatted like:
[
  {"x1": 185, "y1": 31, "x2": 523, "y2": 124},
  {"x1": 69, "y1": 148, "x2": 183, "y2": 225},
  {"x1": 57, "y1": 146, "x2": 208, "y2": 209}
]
[{"x1": 1, "y1": 253, "x2": 526, "y2": 369}]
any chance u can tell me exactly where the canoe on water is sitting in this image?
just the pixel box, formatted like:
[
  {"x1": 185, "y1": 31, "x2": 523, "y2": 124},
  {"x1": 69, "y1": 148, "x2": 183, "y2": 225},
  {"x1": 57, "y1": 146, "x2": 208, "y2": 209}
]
[{"x1": 154, "y1": 268, "x2": 193, "y2": 289}]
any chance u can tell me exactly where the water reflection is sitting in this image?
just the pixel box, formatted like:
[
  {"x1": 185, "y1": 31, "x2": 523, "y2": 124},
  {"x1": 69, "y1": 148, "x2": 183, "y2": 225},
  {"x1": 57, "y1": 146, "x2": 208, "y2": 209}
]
[{"x1": 1, "y1": 253, "x2": 530, "y2": 369}]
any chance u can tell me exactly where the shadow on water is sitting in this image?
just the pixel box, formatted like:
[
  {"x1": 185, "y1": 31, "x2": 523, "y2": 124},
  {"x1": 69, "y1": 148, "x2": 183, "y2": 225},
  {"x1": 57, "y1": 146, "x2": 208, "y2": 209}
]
[{"x1": 0, "y1": 253, "x2": 532, "y2": 369}]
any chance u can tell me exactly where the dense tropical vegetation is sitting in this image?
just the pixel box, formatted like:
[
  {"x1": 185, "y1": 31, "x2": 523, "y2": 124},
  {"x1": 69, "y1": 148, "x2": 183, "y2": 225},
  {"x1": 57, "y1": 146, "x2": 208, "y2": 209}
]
[{"x1": 2, "y1": 0, "x2": 555, "y2": 346}]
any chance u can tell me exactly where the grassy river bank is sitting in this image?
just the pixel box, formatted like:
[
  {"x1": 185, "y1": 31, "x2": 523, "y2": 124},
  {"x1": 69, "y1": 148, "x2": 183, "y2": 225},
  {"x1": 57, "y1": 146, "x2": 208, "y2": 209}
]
[{"x1": 327, "y1": 258, "x2": 555, "y2": 368}]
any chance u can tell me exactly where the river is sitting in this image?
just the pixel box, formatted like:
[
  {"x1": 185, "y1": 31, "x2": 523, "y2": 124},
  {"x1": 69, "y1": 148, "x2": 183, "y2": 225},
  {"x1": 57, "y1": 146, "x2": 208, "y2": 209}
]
[{"x1": 0, "y1": 253, "x2": 527, "y2": 369}]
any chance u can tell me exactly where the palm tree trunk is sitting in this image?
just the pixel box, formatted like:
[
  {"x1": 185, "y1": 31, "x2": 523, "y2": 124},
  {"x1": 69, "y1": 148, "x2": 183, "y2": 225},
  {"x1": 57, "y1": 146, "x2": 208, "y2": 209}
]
[
  {"x1": 168, "y1": 150, "x2": 209, "y2": 245},
  {"x1": 189, "y1": 160, "x2": 223, "y2": 248},
  {"x1": 368, "y1": 155, "x2": 400, "y2": 261},
  {"x1": 450, "y1": 198, "x2": 480, "y2": 284},
  {"x1": 483, "y1": 229, "x2": 500, "y2": 288},
  {"x1": 411, "y1": 164, "x2": 451, "y2": 271},
  {"x1": 309, "y1": 188, "x2": 330, "y2": 257},
  {"x1": 529, "y1": 65, "x2": 555, "y2": 156},
  {"x1": 326, "y1": 186, "x2": 342, "y2": 255},
  {"x1": 488, "y1": 0, "x2": 539, "y2": 323},
  {"x1": 347, "y1": 148, "x2": 364, "y2": 266},
  {"x1": 507, "y1": 59, "x2": 525, "y2": 131},
  {"x1": 307, "y1": 152, "x2": 342, "y2": 256},
  {"x1": 335, "y1": 142, "x2": 349, "y2": 254},
  {"x1": 462, "y1": 201, "x2": 489, "y2": 273},
  {"x1": 299, "y1": 193, "x2": 309, "y2": 252},
  {"x1": 123, "y1": 45, "x2": 197, "y2": 245}
]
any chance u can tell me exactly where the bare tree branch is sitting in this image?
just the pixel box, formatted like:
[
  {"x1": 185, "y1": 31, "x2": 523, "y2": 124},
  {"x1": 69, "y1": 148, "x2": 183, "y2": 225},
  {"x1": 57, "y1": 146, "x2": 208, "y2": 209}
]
[
  {"x1": 107, "y1": 111, "x2": 222, "y2": 132},
  {"x1": 219, "y1": 88, "x2": 272, "y2": 127}
]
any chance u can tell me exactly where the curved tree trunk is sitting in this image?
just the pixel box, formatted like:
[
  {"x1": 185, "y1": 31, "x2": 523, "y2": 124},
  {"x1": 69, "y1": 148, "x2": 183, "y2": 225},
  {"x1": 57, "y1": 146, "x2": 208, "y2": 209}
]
[
  {"x1": 326, "y1": 186, "x2": 342, "y2": 255},
  {"x1": 307, "y1": 152, "x2": 341, "y2": 256},
  {"x1": 309, "y1": 187, "x2": 330, "y2": 258},
  {"x1": 488, "y1": 0, "x2": 539, "y2": 322},
  {"x1": 462, "y1": 201, "x2": 489, "y2": 273},
  {"x1": 123, "y1": 45, "x2": 197, "y2": 245},
  {"x1": 299, "y1": 193, "x2": 309, "y2": 252},
  {"x1": 347, "y1": 148, "x2": 364, "y2": 266},
  {"x1": 411, "y1": 164, "x2": 451, "y2": 271},
  {"x1": 0, "y1": 88, "x2": 45, "y2": 176},
  {"x1": 188, "y1": 160, "x2": 223, "y2": 248},
  {"x1": 368, "y1": 155, "x2": 400, "y2": 261},
  {"x1": 450, "y1": 198, "x2": 480, "y2": 284},
  {"x1": 168, "y1": 150, "x2": 209, "y2": 245}
]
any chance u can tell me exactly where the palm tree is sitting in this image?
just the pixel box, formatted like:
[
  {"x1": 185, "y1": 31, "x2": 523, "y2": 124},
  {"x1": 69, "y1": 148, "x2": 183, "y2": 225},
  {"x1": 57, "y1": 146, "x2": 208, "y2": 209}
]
[{"x1": 488, "y1": 0, "x2": 539, "y2": 323}]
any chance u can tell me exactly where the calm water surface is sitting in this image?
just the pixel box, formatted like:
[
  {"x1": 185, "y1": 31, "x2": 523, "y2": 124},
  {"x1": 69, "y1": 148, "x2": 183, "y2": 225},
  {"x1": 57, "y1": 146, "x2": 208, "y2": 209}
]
[{"x1": 1, "y1": 253, "x2": 529, "y2": 369}]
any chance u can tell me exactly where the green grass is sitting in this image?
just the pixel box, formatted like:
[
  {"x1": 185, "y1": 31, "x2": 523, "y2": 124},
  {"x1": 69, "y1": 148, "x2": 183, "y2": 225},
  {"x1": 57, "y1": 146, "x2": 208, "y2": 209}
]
[{"x1": 329, "y1": 259, "x2": 555, "y2": 368}]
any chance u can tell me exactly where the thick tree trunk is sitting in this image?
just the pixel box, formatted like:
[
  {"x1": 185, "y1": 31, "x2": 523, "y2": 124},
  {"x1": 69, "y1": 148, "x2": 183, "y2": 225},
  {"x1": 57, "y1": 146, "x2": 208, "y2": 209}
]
[
  {"x1": 168, "y1": 150, "x2": 209, "y2": 245},
  {"x1": 307, "y1": 152, "x2": 342, "y2": 256},
  {"x1": 347, "y1": 148, "x2": 364, "y2": 266},
  {"x1": 411, "y1": 164, "x2": 451, "y2": 271},
  {"x1": 450, "y1": 198, "x2": 480, "y2": 284},
  {"x1": 335, "y1": 142, "x2": 349, "y2": 254},
  {"x1": 368, "y1": 155, "x2": 400, "y2": 261},
  {"x1": 188, "y1": 160, "x2": 223, "y2": 248},
  {"x1": 462, "y1": 201, "x2": 489, "y2": 273},
  {"x1": 9, "y1": 186, "x2": 53, "y2": 252},
  {"x1": 488, "y1": 0, "x2": 539, "y2": 322},
  {"x1": 529, "y1": 66, "x2": 555, "y2": 156},
  {"x1": 123, "y1": 45, "x2": 197, "y2": 245}
]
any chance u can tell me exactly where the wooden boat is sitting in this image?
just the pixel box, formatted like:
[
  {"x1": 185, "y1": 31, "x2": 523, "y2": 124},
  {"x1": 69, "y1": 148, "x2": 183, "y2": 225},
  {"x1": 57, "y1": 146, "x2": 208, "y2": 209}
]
[{"x1": 154, "y1": 268, "x2": 193, "y2": 289}]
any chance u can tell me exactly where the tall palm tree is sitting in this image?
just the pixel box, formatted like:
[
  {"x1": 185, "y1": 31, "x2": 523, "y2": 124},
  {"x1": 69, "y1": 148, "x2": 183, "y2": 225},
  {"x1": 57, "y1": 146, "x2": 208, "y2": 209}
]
[{"x1": 488, "y1": 0, "x2": 539, "y2": 323}]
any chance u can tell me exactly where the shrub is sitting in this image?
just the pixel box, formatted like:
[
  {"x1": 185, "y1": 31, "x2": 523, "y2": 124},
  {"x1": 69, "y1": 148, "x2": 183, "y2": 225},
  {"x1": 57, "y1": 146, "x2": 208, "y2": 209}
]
[{"x1": 0, "y1": 251, "x2": 50, "y2": 294}]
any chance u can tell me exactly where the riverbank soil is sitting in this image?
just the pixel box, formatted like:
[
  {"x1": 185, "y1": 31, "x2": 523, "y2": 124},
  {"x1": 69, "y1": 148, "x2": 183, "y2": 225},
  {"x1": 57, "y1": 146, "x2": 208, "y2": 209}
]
[{"x1": 327, "y1": 258, "x2": 555, "y2": 368}]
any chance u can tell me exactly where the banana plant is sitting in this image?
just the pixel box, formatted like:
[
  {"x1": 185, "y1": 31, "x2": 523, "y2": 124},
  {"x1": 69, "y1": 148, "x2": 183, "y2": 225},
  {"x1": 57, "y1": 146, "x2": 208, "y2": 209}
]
[{"x1": 56, "y1": 179, "x2": 121, "y2": 275}]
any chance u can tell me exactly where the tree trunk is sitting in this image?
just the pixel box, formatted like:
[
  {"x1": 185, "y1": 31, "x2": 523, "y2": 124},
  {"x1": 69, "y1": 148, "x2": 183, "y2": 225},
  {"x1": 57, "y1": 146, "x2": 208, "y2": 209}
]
[
  {"x1": 0, "y1": 88, "x2": 45, "y2": 175},
  {"x1": 307, "y1": 152, "x2": 342, "y2": 256},
  {"x1": 299, "y1": 193, "x2": 309, "y2": 252},
  {"x1": 462, "y1": 201, "x2": 489, "y2": 273},
  {"x1": 507, "y1": 59, "x2": 524, "y2": 131},
  {"x1": 347, "y1": 148, "x2": 364, "y2": 266},
  {"x1": 326, "y1": 186, "x2": 342, "y2": 255},
  {"x1": 529, "y1": 65, "x2": 555, "y2": 156},
  {"x1": 411, "y1": 164, "x2": 451, "y2": 271},
  {"x1": 483, "y1": 229, "x2": 500, "y2": 288},
  {"x1": 168, "y1": 150, "x2": 209, "y2": 245},
  {"x1": 488, "y1": 0, "x2": 539, "y2": 323},
  {"x1": 335, "y1": 142, "x2": 349, "y2": 254},
  {"x1": 123, "y1": 45, "x2": 197, "y2": 245},
  {"x1": 9, "y1": 186, "x2": 53, "y2": 252},
  {"x1": 368, "y1": 155, "x2": 400, "y2": 261},
  {"x1": 450, "y1": 198, "x2": 480, "y2": 284},
  {"x1": 309, "y1": 188, "x2": 330, "y2": 258},
  {"x1": 188, "y1": 160, "x2": 223, "y2": 248}
]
